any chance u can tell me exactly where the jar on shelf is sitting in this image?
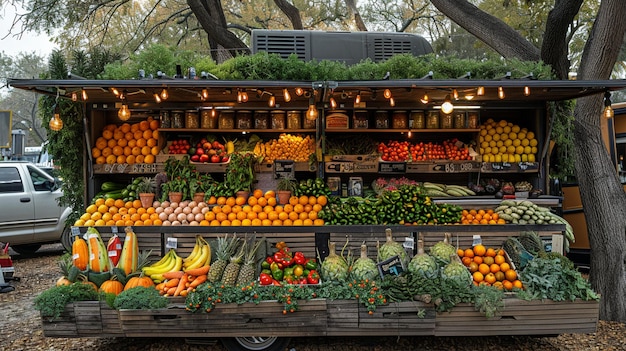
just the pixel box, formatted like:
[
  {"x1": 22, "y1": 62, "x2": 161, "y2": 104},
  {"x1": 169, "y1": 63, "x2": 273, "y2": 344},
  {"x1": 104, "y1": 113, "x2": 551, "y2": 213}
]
[
  {"x1": 185, "y1": 110, "x2": 199, "y2": 129},
  {"x1": 409, "y1": 110, "x2": 425, "y2": 129},
  {"x1": 439, "y1": 111, "x2": 453, "y2": 129},
  {"x1": 254, "y1": 110, "x2": 269, "y2": 129},
  {"x1": 467, "y1": 111, "x2": 480, "y2": 129},
  {"x1": 287, "y1": 110, "x2": 302, "y2": 129},
  {"x1": 454, "y1": 111, "x2": 466, "y2": 129},
  {"x1": 218, "y1": 110, "x2": 235, "y2": 129},
  {"x1": 375, "y1": 110, "x2": 389, "y2": 129},
  {"x1": 392, "y1": 110, "x2": 408, "y2": 129},
  {"x1": 353, "y1": 110, "x2": 369, "y2": 129},
  {"x1": 200, "y1": 109, "x2": 218, "y2": 129},
  {"x1": 271, "y1": 110, "x2": 286, "y2": 130},
  {"x1": 171, "y1": 110, "x2": 185, "y2": 129},
  {"x1": 426, "y1": 111, "x2": 439, "y2": 129},
  {"x1": 302, "y1": 114, "x2": 316, "y2": 129},
  {"x1": 236, "y1": 110, "x2": 253, "y2": 129},
  {"x1": 160, "y1": 110, "x2": 171, "y2": 128}
]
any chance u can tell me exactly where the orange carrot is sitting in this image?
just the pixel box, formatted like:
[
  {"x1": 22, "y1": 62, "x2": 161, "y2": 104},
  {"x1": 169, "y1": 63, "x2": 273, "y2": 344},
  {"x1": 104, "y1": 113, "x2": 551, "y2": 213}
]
[
  {"x1": 173, "y1": 273, "x2": 189, "y2": 297},
  {"x1": 179, "y1": 289, "x2": 188, "y2": 297},
  {"x1": 155, "y1": 282, "x2": 166, "y2": 291},
  {"x1": 162, "y1": 270, "x2": 184, "y2": 280},
  {"x1": 189, "y1": 274, "x2": 207, "y2": 289},
  {"x1": 184, "y1": 265, "x2": 210, "y2": 276},
  {"x1": 165, "y1": 287, "x2": 176, "y2": 296},
  {"x1": 164, "y1": 278, "x2": 180, "y2": 288}
]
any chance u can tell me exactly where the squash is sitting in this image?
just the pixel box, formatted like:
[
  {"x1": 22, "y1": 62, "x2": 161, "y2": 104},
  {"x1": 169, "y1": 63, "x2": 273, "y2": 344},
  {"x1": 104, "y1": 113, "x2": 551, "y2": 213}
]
[
  {"x1": 116, "y1": 226, "x2": 139, "y2": 275},
  {"x1": 71, "y1": 235, "x2": 89, "y2": 270},
  {"x1": 56, "y1": 276, "x2": 72, "y2": 286},
  {"x1": 86, "y1": 227, "x2": 109, "y2": 273},
  {"x1": 99, "y1": 279, "x2": 124, "y2": 295},
  {"x1": 124, "y1": 276, "x2": 155, "y2": 291}
]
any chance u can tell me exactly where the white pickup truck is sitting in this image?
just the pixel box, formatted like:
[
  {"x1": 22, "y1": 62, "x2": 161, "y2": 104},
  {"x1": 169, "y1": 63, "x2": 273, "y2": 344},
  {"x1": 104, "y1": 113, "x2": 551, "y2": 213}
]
[{"x1": 0, "y1": 161, "x2": 72, "y2": 254}]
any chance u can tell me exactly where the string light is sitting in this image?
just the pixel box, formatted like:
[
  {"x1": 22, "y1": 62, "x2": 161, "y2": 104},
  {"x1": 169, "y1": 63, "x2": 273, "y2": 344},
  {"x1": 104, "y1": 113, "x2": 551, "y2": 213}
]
[
  {"x1": 118, "y1": 104, "x2": 131, "y2": 121},
  {"x1": 441, "y1": 95, "x2": 454, "y2": 114},
  {"x1": 154, "y1": 93, "x2": 162, "y2": 103},
  {"x1": 524, "y1": 86, "x2": 531, "y2": 96},
  {"x1": 160, "y1": 88, "x2": 169, "y2": 100},
  {"x1": 306, "y1": 97, "x2": 318, "y2": 120},
  {"x1": 110, "y1": 87, "x2": 120, "y2": 96},
  {"x1": 81, "y1": 89, "x2": 88, "y2": 101},
  {"x1": 355, "y1": 91, "x2": 361, "y2": 104},
  {"x1": 420, "y1": 93, "x2": 429, "y2": 104},
  {"x1": 49, "y1": 112, "x2": 63, "y2": 131},
  {"x1": 71, "y1": 92, "x2": 77, "y2": 102},
  {"x1": 389, "y1": 97, "x2": 395, "y2": 107},
  {"x1": 211, "y1": 107, "x2": 217, "y2": 118},
  {"x1": 477, "y1": 86, "x2": 485, "y2": 96},
  {"x1": 383, "y1": 88, "x2": 392, "y2": 99},
  {"x1": 283, "y1": 88, "x2": 291, "y2": 102},
  {"x1": 498, "y1": 86, "x2": 505, "y2": 99},
  {"x1": 452, "y1": 89, "x2": 459, "y2": 100},
  {"x1": 604, "y1": 91, "x2": 614, "y2": 119},
  {"x1": 329, "y1": 96, "x2": 337, "y2": 109},
  {"x1": 268, "y1": 95, "x2": 276, "y2": 107},
  {"x1": 295, "y1": 87, "x2": 304, "y2": 96},
  {"x1": 201, "y1": 88, "x2": 209, "y2": 100}
]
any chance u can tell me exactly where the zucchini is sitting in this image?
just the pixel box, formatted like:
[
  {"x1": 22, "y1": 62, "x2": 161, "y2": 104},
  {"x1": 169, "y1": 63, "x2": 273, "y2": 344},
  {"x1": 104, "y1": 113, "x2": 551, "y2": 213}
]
[{"x1": 101, "y1": 181, "x2": 126, "y2": 192}]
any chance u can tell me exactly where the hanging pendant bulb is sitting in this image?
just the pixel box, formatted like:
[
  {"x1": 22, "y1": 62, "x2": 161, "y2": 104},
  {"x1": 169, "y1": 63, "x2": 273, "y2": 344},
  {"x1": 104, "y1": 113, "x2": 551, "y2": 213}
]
[
  {"x1": 389, "y1": 97, "x2": 395, "y2": 107},
  {"x1": 49, "y1": 112, "x2": 63, "y2": 131},
  {"x1": 154, "y1": 93, "x2": 162, "y2": 103},
  {"x1": 420, "y1": 93, "x2": 429, "y2": 104},
  {"x1": 111, "y1": 87, "x2": 120, "y2": 96},
  {"x1": 477, "y1": 86, "x2": 485, "y2": 96},
  {"x1": 201, "y1": 88, "x2": 209, "y2": 100},
  {"x1": 524, "y1": 86, "x2": 531, "y2": 96},
  {"x1": 355, "y1": 91, "x2": 361, "y2": 104},
  {"x1": 383, "y1": 88, "x2": 392, "y2": 99},
  {"x1": 441, "y1": 95, "x2": 454, "y2": 114},
  {"x1": 306, "y1": 98, "x2": 318, "y2": 121},
  {"x1": 160, "y1": 88, "x2": 169, "y2": 100},
  {"x1": 118, "y1": 104, "x2": 131, "y2": 121},
  {"x1": 268, "y1": 95, "x2": 276, "y2": 107},
  {"x1": 452, "y1": 89, "x2": 459, "y2": 100},
  {"x1": 329, "y1": 96, "x2": 337, "y2": 109},
  {"x1": 498, "y1": 86, "x2": 505, "y2": 99},
  {"x1": 283, "y1": 88, "x2": 291, "y2": 102},
  {"x1": 81, "y1": 89, "x2": 88, "y2": 101},
  {"x1": 211, "y1": 108, "x2": 217, "y2": 118},
  {"x1": 295, "y1": 87, "x2": 304, "y2": 96},
  {"x1": 241, "y1": 90, "x2": 248, "y2": 102},
  {"x1": 71, "y1": 92, "x2": 78, "y2": 102},
  {"x1": 604, "y1": 91, "x2": 614, "y2": 119}
]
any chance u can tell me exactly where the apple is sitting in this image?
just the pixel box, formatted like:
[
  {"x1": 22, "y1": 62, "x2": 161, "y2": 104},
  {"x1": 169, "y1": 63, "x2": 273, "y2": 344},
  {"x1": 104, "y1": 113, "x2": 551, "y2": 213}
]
[
  {"x1": 190, "y1": 155, "x2": 200, "y2": 162},
  {"x1": 196, "y1": 148, "x2": 204, "y2": 155},
  {"x1": 221, "y1": 156, "x2": 229, "y2": 163},
  {"x1": 200, "y1": 154, "x2": 210, "y2": 163},
  {"x1": 211, "y1": 155, "x2": 221, "y2": 163}
]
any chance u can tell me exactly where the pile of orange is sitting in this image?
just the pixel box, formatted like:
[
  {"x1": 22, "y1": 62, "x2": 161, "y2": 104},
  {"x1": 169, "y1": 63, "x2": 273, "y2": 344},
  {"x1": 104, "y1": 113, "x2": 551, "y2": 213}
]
[
  {"x1": 74, "y1": 189, "x2": 328, "y2": 227},
  {"x1": 203, "y1": 190, "x2": 326, "y2": 226},
  {"x1": 461, "y1": 209, "x2": 506, "y2": 225},
  {"x1": 457, "y1": 244, "x2": 523, "y2": 291},
  {"x1": 92, "y1": 117, "x2": 160, "y2": 165}
]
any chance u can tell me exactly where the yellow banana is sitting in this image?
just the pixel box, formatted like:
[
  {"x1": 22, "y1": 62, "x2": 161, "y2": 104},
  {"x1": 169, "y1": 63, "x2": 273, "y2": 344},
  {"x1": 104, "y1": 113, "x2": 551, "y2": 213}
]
[
  {"x1": 143, "y1": 250, "x2": 179, "y2": 276},
  {"x1": 142, "y1": 250, "x2": 173, "y2": 273},
  {"x1": 183, "y1": 236, "x2": 202, "y2": 264},
  {"x1": 185, "y1": 245, "x2": 209, "y2": 271}
]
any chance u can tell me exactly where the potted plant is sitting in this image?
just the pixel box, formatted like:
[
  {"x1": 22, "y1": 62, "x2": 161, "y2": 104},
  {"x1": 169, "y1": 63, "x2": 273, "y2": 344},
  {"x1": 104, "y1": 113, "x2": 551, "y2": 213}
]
[
  {"x1": 135, "y1": 177, "x2": 155, "y2": 208},
  {"x1": 161, "y1": 157, "x2": 195, "y2": 202},
  {"x1": 224, "y1": 152, "x2": 259, "y2": 197},
  {"x1": 189, "y1": 173, "x2": 216, "y2": 203},
  {"x1": 161, "y1": 176, "x2": 188, "y2": 203},
  {"x1": 276, "y1": 177, "x2": 297, "y2": 205}
]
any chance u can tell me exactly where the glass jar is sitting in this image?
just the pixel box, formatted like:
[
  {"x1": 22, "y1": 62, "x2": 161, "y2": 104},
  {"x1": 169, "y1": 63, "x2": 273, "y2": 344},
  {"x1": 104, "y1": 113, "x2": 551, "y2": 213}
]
[
  {"x1": 353, "y1": 110, "x2": 369, "y2": 129},
  {"x1": 200, "y1": 109, "x2": 218, "y2": 129},
  {"x1": 287, "y1": 110, "x2": 301, "y2": 129},
  {"x1": 375, "y1": 110, "x2": 389, "y2": 129},
  {"x1": 467, "y1": 111, "x2": 480, "y2": 129},
  {"x1": 185, "y1": 110, "x2": 199, "y2": 129},
  {"x1": 236, "y1": 110, "x2": 253, "y2": 129},
  {"x1": 171, "y1": 110, "x2": 184, "y2": 129},
  {"x1": 303, "y1": 114, "x2": 316, "y2": 129},
  {"x1": 410, "y1": 110, "x2": 425, "y2": 129},
  {"x1": 440, "y1": 111, "x2": 453, "y2": 129},
  {"x1": 254, "y1": 110, "x2": 269, "y2": 129},
  {"x1": 160, "y1": 110, "x2": 171, "y2": 128},
  {"x1": 426, "y1": 111, "x2": 439, "y2": 129},
  {"x1": 218, "y1": 110, "x2": 235, "y2": 129},
  {"x1": 454, "y1": 112, "x2": 466, "y2": 129},
  {"x1": 271, "y1": 110, "x2": 286, "y2": 130},
  {"x1": 392, "y1": 110, "x2": 408, "y2": 129}
]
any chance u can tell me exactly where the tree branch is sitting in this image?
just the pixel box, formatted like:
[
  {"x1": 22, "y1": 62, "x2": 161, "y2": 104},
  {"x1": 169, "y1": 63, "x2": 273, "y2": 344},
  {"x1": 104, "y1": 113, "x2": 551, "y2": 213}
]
[
  {"x1": 273, "y1": 0, "x2": 303, "y2": 30},
  {"x1": 540, "y1": 0, "x2": 583, "y2": 79}
]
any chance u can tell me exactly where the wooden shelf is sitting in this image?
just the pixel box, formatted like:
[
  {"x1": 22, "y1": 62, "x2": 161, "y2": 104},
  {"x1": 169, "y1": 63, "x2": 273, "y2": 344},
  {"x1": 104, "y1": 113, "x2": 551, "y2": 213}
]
[
  {"x1": 159, "y1": 128, "x2": 316, "y2": 133},
  {"x1": 325, "y1": 128, "x2": 479, "y2": 133}
]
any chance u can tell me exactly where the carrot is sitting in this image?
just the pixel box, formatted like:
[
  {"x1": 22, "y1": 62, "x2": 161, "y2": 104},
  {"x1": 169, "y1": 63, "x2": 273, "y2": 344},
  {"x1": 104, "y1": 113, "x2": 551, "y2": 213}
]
[
  {"x1": 164, "y1": 278, "x2": 180, "y2": 288},
  {"x1": 155, "y1": 282, "x2": 166, "y2": 291},
  {"x1": 188, "y1": 274, "x2": 207, "y2": 289},
  {"x1": 184, "y1": 265, "x2": 210, "y2": 276},
  {"x1": 162, "y1": 270, "x2": 184, "y2": 280},
  {"x1": 173, "y1": 273, "x2": 189, "y2": 297},
  {"x1": 179, "y1": 289, "x2": 188, "y2": 297},
  {"x1": 165, "y1": 287, "x2": 177, "y2": 296}
]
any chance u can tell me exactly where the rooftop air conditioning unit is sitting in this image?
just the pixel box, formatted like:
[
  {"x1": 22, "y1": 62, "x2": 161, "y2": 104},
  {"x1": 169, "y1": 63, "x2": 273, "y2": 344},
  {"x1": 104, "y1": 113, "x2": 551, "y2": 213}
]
[{"x1": 252, "y1": 30, "x2": 433, "y2": 65}]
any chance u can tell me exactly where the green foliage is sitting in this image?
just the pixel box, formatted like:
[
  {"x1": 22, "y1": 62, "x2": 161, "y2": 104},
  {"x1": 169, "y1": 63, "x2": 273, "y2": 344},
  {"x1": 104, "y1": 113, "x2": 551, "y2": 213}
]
[
  {"x1": 102, "y1": 45, "x2": 202, "y2": 79},
  {"x1": 113, "y1": 286, "x2": 168, "y2": 310},
  {"x1": 472, "y1": 284, "x2": 505, "y2": 319},
  {"x1": 548, "y1": 100, "x2": 576, "y2": 181},
  {"x1": 34, "y1": 284, "x2": 100, "y2": 319}
]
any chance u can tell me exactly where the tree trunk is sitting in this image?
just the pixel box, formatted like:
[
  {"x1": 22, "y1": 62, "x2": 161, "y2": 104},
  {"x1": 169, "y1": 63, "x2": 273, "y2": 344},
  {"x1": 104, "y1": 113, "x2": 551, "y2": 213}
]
[
  {"x1": 540, "y1": 0, "x2": 584, "y2": 79},
  {"x1": 574, "y1": 0, "x2": 626, "y2": 322},
  {"x1": 429, "y1": 0, "x2": 540, "y2": 60},
  {"x1": 273, "y1": 0, "x2": 303, "y2": 29},
  {"x1": 344, "y1": 0, "x2": 367, "y2": 31}
]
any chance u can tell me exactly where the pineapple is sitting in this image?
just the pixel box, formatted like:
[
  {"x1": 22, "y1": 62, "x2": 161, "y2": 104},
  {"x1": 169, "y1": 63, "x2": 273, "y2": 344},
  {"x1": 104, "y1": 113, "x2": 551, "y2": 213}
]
[
  {"x1": 236, "y1": 239, "x2": 263, "y2": 286},
  {"x1": 222, "y1": 241, "x2": 246, "y2": 287},
  {"x1": 208, "y1": 234, "x2": 240, "y2": 283},
  {"x1": 377, "y1": 228, "x2": 409, "y2": 268},
  {"x1": 408, "y1": 239, "x2": 439, "y2": 279},
  {"x1": 321, "y1": 242, "x2": 349, "y2": 282},
  {"x1": 350, "y1": 244, "x2": 378, "y2": 281}
]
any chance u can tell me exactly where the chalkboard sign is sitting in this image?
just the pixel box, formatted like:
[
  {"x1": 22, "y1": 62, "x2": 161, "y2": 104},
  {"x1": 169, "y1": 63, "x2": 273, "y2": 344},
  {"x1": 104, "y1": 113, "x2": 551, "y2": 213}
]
[
  {"x1": 0, "y1": 111, "x2": 12, "y2": 149},
  {"x1": 377, "y1": 255, "x2": 405, "y2": 278},
  {"x1": 378, "y1": 161, "x2": 406, "y2": 174},
  {"x1": 274, "y1": 159, "x2": 295, "y2": 179}
]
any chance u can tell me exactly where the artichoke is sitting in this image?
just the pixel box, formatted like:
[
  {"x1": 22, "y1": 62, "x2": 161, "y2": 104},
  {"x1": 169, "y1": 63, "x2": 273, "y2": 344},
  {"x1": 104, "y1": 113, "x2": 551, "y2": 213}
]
[
  {"x1": 429, "y1": 233, "x2": 456, "y2": 266},
  {"x1": 350, "y1": 244, "x2": 378, "y2": 281},
  {"x1": 408, "y1": 239, "x2": 439, "y2": 279},
  {"x1": 442, "y1": 254, "x2": 471, "y2": 285},
  {"x1": 321, "y1": 242, "x2": 349, "y2": 282},
  {"x1": 377, "y1": 228, "x2": 409, "y2": 268}
]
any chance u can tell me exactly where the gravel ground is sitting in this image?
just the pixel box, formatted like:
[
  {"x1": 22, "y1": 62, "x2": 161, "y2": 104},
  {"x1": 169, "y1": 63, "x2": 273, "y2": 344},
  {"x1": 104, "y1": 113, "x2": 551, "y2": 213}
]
[{"x1": 1, "y1": 243, "x2": 625, "y2": 351}]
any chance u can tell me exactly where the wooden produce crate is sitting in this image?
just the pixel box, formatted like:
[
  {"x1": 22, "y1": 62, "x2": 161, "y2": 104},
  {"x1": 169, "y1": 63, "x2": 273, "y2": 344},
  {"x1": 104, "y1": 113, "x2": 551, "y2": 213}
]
[
  {"x1": 118, "y1": 299, "x2": 327, "y2": 338},
  {"x1": 41, "y1": 301, "x2": 123, "y2": 338},
  {"x1": 326, "y1": 299, "x2": 360, "y2": 335},
  {"x1": 357, "y1": 301, "x2": 436, "y2": 336},
  {"x1": 434, "y1": 298, "x2": 599, "y2": 336}
]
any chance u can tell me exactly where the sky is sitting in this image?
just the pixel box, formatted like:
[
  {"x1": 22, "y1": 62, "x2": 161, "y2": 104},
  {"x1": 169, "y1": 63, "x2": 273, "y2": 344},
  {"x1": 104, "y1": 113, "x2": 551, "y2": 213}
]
[{"x1": 0, "y1": 5, "x2": 58, "y2": 57}]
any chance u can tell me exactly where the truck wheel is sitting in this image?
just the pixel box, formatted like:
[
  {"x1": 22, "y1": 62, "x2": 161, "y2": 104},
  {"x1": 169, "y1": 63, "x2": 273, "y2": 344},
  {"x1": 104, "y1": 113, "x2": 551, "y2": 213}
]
[
  {"x1": 11, "y1": 244, "x2": 42, "y2": 255},
  {"x1": 60, "y1": 226, "x2": 72, "y2": 252},
  {"x1": 221, "y1": 337, "x2": 291, "y2": 351}
]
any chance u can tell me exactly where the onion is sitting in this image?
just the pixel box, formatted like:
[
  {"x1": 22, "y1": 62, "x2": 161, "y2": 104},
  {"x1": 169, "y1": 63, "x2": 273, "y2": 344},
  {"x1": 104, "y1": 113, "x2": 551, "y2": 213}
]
[
  {"x1": 155, "y1": 206, "x2": 164, "y2": 214},
  {"x1": 178, "y1": 213, "x2": 188, "y2": 222},
  {"x1": 159, "y1": 212, "x2": 168, "y2": 221},
  {"x1": 183, "y1": 206, "x2": 192, "y2": 215},
  {"x1": 168, "y1": 213, "x2": 177, "y2": 222},
  {"x1": 152, "y1": 200, "x2": 161, "y2": 208},
  {"x1": 180, "y1": 200, "x2": 189, "y2": 208},
  {"x1": 195, "y1": 213, "x2": 204, "y2": 222},
  {"x1": 201, "y1": 207, "x2": 209, "y2": 214},
  {"x1": 162, "y1": 220, "x2": 171, "y2": 226},
  {"x1": 189, "y1": 220, "x2": 199, "y2": 226},
  {"x1": 174, "y1": 207, "x2": 183, "y2": 215},
  {"x1": 188, "y1": 201, "x2": 198, "y2": 208},
  {"x1": 170, "y1": 202, "x2": 179, "y2": 209},
  {"x1": 191, "y1": 206, "x2": 201, "y2": 215},
  {"x1": 171, "y1": 220, "x2": 181, "y2": 226},
  {"x1": 198, "y1": 202, "x2": 207, "y2": 208},
  {"x1": 163, "y1": 207, "x2": 173, "y2": 216},
  {"x1": 186, "y1": 213, "x2": 195, "y2": 222},
  {"x1": 161, "y1": 201, "x2": 170, "y2": 208}
]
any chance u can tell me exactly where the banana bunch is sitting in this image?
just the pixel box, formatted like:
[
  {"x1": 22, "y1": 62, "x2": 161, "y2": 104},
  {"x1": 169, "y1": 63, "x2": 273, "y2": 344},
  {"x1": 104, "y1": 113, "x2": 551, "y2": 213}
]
[
  {"x1": 421, "y1": 182, "x2": 477, "y2": 197},
  {"x1": 142, "y1": 249, "x2": 183, "y2": 283},
  {"x1": 183, "y1": 235, "x2": 212, "y2": 272}
]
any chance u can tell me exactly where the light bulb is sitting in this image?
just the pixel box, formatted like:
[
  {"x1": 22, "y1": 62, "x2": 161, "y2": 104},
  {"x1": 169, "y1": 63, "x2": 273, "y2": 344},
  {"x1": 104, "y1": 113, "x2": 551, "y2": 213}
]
[
  {"x1": 241, "y1": 91, "x2": 248, "y2": 102},
  {"x1": 452, "y1": 89, "x2": 459, "y2": 100},
  {"x1": 201, "y1": 89, "x2": 209, "y2": 100},
  {"x1": 498, "y1": 86, "x2": 505, "y2": 99},
  {"x1": 464, "y1": 93, "x2": 475, "y2": 100},
  {"x1": 329, "y1": 97, "x2": 337, "y2": 109},
  {"x1": 389, "y1": 97, "x2": 395, "y2": 107},
  {"x1": 355, "y1": 92, "x2": 361, "y2": 104},
  {"x1": 160, "y1": 88, "x2": 169, "y2": 100},
  {"x1": 211, "y1": 108, "x2": 217, "y2": 118},
  {"x1": 268, "y1": 95, "x2": 276, "y2": 107},
  {"x1": 524, "y1": 86, "x2": 531, "y2": 96},
  {"x1": 383, "y1": 88, "x2": 392, "y2": 99},
  {"x1": 420, "y1": 93, "x2": 429, "y2": 104},
  {"x1": 118, "y1": 104, "x2": 131, "y2": 121},
  {"x1": 477, "y1": 86, "x2": 485, "y2": 96},
  {"x1": 441, "y1": 95, "x2": 454, "y2": 114},
  {"x1": 306, "y1": 103, "x2": 318, "y2": 121},
  {"x1": 604, "y1": 106, "x2": 614, "y2": 119},
  {"x1": 49, "y1": 113, "x2": 63, "y2": 131},
  {"x1": 111, "y1": 87, "x2": 120, "y2": 96},
  {"x1": 71, "y1": 92, "x2": 77, "y2": 102},
  {"x1": 283, "y1": 88, "x2": 291, "y2": 102},
  {"x1": 295, "y1": 87, "x2": 304, "y2": 96},
  {"x1": 81, "y1": 89, "x2": 88, "y2": 101},
  {"x1": 154, "y1": 93, "x2": 162, "y2": 103}
]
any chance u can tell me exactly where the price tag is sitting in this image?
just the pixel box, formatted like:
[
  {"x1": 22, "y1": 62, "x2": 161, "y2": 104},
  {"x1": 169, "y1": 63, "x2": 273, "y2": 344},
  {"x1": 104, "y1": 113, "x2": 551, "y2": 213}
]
[
  {"x1": 490, "y1": 162, "x2": 512, "y2": 171},
  {"x1": 131, "y1": 163, "x2": 158, "y2": 174},
  {"x1": 274, "y1": 160, "x2": 295, "y2": 179},
  {"x1": 111, "y1": 226, "x2": 118, "y2": 234},
  {"x1": 378, "y1": 162, "x2": 406, "y2": 174},
  {"x1": 403, "y1": 236, "x2": 414, "y2": 250},
  {"x1": 71, "y1": 226, "x2": 81, "y2": 237},
  {"x1": 377, "y1": 255, "x2": 406, "y2": 278},
  {"x1": 472, "y1": 235, "x2": 482, "y2": 247},
  {"x1": 166, "y1": 237, "x2": 178, "y2": 249}
]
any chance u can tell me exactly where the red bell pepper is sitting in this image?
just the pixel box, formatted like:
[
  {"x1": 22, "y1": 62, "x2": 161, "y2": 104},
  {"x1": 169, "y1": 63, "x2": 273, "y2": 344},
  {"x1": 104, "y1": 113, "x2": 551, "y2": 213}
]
[
  {"x1": 294, "y1": 251, "x2": 306, "y2": 265},
  {"x1": 259, "y1": 273, "x2": 272, "y2": 286},
  {"x1": 307, "y1": 270, "x2": 320, "y2": 284}
]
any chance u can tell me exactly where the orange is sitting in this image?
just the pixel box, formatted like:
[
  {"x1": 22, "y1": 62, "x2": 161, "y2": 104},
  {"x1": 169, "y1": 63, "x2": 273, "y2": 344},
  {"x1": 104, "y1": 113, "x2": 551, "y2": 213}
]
[
  {"x1": 283, "y1": 219, "x2": 294, "y2": 226},
  {"x1": 317, "y1": 195, "x2": 327, "y2": 206},
  {"x1": 216, "y1": 196, "x2": 227, "y2": 205},
  {"x1": 463, "y1": 248, "x2": 474, "y2": 258},
  {"x1": 236, "y1": 211, "x2": 247, "y2": 221},
  {"x1": 222, "y1": 204, "x2": 232, "y2": 214},
  {"x1": 499, "y1": 262, "x2": 511, "y2": 272},
  {"x1": 468, "y1": 262, "x2": 479, "y2": 273},
  {"x1": 207, "y1": 196, "x2": 217, "y2": 205},
  {"x1": 293, "y1": 204, "x2": 304, "y2": 213},
  {"x1": 225, "y1": 197, "x2": 236, "y2": 207},
  {"x1": 473, "y1": 256, "x2": 483, "y2": 265},
  {"x1": 289, "y1": 196, "x2": 299, "y2": 206},
  {"x1": 473, "y1": 244, "x2": 486, "y2": 257},
  {"x1": 494, "y1": 271, "x2": 505, "y2": 282},
  {"x1": 252, "y1": 204, "x2": 263, "y2": 213},
  {"x1": 492, "y1": 281, "x2": 504, "y2": 290},
  {"x1": 210, "y1": 220, "x2": 220, "y2": 226},
  {"x1": 472, "y1": 271, "x2": 484, "y2": 283},
  {"x1": 235, "y1": 196, "x2": 247, "y2": 206},
  {"x1": 482, "y1": 256, "x2": 495, "y2": 266},
  {"x1": 227, "y1": 212, "x2": 237, "y2": 221},
  {"x1": 251, "y1": 218, "x2": 262, "y2": 226},
  {"x1": 205, "y1": 212, "x2": 216, "y2": 221},
  {"x1": 261, "y1": 219, "x2": 272, "y2": 226},
  {"x1": 144, "y1": 154, "x2": 155, "y2": 164},
  {"x1": 313, "y1": 219, "x2": 324, "y2": 226},
  {"x1": 272, "y1": 219, "x2": 282, "y2": 226},
  {"x1": 298, "y1": 195, "x2": 309, "y2": 206},
  {"x1": 478, "y1": 263, "x2": 490, "y2": 275},
  {"x1": 264, "y1": 190, "x2": 276, "y2": 199},
  {"x1": 484, "y1": 273, "x2": 497, "y2": 285},
  {"x1": 505, "y1": 269, "x2": 517, "y2": 282},
  {"x1": 312, "y1": 204, "x2": 322, "y2": 212},
  {"x1": 513, "y1": 280, "x2": 523, "y2": 289},
  {"x1": 212, "y1": 206, "x2": 222, "y2": 214},
  {"x1": 502, "y1": 280, "x2": 513, "y2": 291},
  {"x1": 485, "y1": 248, "x2": 497, "y2": 257},
  {"x1": 303, "y1": 219, "x2": 313, "y2": 226},
  {"x1": 490, "y1": 263, "x2": 500, "y2": 274},
  {"x1": 283, "y1": 204, "x2": 293, "y2": 213},
  {"x1": 293, "y1": 219, "x2": 303, "y2": 226},
  {"x1": 308, "y1": 196, "x2": 317, "y2": 206},
  {"x1": 308, "y1": 211, "x2": 318, "y2": 220},
  {"x1": 257, "y1": 197, "x2": 268, "y2": 207},
  {"x1": 247, "y1": 196, "x2": 258, "y2": 206},
  {"x1": 267, "y1": 197, "x2": 277, "y2": 207},
  {"x1": 231, "y1": 219, "x2": 242, "y2": 226},
  {"x1": 257, "y1": 212, "x2": 268, "y2": 220},
  {"x1": 299, "y1": 212, "x2": 309, "y2": 220},
  {"x1": 288, "y1": 212, "x2": 299, "y2": 221},
  {"x1": 268, "y1": 211, "x2": 279, "y2": 221},
  {"x1": 461, "y1": 257, "x2": 472, "y2": 267},
  {"x1": 253, "y1": 189, "x2": 264, "y2": 199},
  {"x1": 221, "y1": 219, "x2": 231, "y2": 226},
  {"x1": 241, "y1": 219, "x2": 252, "y2": 226},
  {"x1": 278, "y1": 212, "x2": 289, "y2": 221},
  {"x1": 215, "y1": 212, "x2": 227, "y2": 222},
  {"x1": 494, "y1": 255, "x2": 506, "y2": 265}
]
